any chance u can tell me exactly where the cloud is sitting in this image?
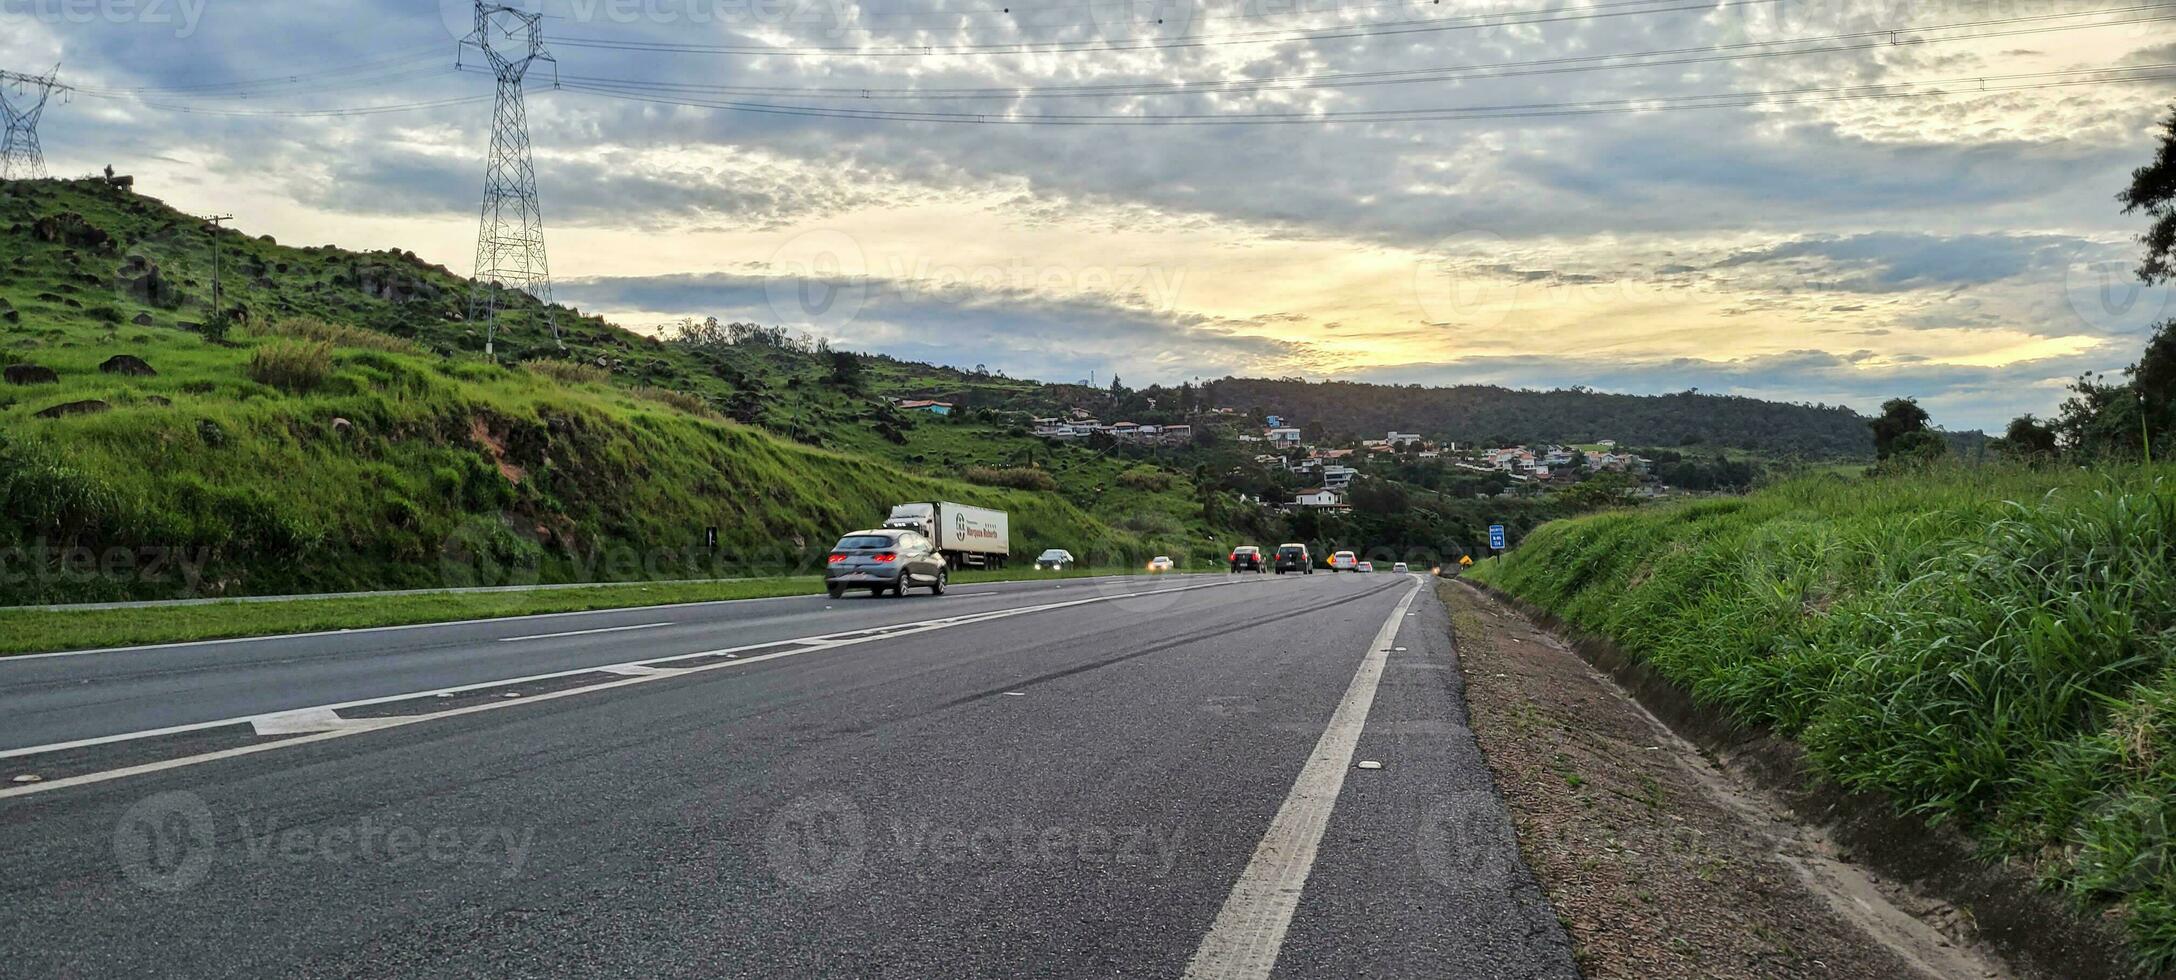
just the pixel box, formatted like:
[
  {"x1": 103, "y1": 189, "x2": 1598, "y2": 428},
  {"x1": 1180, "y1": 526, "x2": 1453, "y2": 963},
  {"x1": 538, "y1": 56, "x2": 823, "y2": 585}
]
[{"x1": 6, "y1": 0, "x2": 2167, "y2": 431}]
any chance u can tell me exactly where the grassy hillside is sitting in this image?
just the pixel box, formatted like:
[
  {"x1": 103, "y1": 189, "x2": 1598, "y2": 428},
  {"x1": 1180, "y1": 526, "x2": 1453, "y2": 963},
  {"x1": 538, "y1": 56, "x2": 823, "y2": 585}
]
[
  {"x1": 0, "y1": 178, "x2": 1208, "y2": 603},
  {"x1": 1471, "y1": 465, "x2": 2176, "y2": 969}
]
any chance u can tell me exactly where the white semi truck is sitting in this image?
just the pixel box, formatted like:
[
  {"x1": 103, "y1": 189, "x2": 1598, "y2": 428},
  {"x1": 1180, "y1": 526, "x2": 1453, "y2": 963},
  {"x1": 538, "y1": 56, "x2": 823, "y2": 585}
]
[{"x1": 882, "y1": 502, "x2": 1010, "y2": 569}]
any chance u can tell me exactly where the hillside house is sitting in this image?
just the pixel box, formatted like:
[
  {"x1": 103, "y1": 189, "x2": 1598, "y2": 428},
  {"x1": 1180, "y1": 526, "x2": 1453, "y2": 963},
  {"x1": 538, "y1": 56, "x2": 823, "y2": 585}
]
[{"x1": 1292, "y1": 488, "x2": 1345, "y2": 508}]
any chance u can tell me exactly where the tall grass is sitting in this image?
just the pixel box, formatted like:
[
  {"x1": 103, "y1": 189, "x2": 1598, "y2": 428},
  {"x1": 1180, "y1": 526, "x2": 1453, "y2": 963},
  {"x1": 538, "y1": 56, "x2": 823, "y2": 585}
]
[
  {"x1": 244, "y1": 340, "x2": 333, "y2": 393},
  {"x1": 523, "y1": 358, "x2": 609, "y2": 386},
  {"x1": 253, "y1": 315, "x2": 421, "y2": 355},
  {"x1": 964, "y1": 466, "x2": 1059, "y2": 491},
  {"x1": 1473, "y1": 465, "x2": 2176, "y2": 970}
]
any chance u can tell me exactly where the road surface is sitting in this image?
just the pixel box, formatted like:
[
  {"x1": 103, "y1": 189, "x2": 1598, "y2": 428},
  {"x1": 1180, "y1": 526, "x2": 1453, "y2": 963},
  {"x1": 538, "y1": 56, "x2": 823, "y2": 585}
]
[{"x1": 0, "y1": 572, "x2": 1576, "y2": 978}]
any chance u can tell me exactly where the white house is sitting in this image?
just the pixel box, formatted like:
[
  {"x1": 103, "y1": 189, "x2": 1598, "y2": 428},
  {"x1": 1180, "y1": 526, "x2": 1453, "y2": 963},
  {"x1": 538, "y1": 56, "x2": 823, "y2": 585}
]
[
  {"x1": 1266, "y1": 427, "x2": 1303, "y2": 446},
  {"x1": 1292, "y1": 488, "x2": 1344, "y2": 508},
  {"x1": 1321, "y1": 465, "x2": 1358, "y2": 489},
  {"x1": 1387, "y1": 431, "x2": 1422, "y2": 447}
]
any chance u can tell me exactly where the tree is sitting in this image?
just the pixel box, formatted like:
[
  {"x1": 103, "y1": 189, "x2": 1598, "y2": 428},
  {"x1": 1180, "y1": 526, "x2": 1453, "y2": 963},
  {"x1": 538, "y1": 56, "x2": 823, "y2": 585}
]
[
  {"x1": 827, "y1": 349, "x2": 864, "y2": 390},
  {"x1": 1999, "y1": 413, "x2": 2059, "y2": 460},
  {"x1": 1869, "y1": 398, "x2": 1932, "y2": 460},
  {"x1": 2119, "y1": 106, "x2": 2176, "y2": 284}
]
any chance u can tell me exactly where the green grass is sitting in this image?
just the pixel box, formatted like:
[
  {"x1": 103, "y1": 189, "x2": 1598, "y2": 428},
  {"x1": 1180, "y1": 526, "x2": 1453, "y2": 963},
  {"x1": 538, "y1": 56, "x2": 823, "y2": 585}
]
[
  {"x1": 1471, "y1": 463, "x2": 2176, "y2": 970},
  {"x1": 0, "y1": 178, "x2": 1246, "y2": 604},
  {"x1": 0, "y1": 564, "x2": 1169, "y2": 655}
]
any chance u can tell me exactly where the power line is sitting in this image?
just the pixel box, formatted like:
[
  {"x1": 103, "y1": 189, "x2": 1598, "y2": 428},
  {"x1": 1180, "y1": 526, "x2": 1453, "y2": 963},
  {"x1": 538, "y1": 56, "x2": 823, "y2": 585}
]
[
  {"x1": 515, "y1": 6, "x2": 2171, "y2": 102},
  {"x1": 550, "y1": 0, "x2": 1788, "y2": 57},
  {"x1": 66, "y1": 46, "x2": 451, "y2": 97},
  {"x1": 552, "y1": 63, "x2": 2176, "y2": 125},
  {"x1": 79, "y1": 91, "x2": 496, "y2": 118}
]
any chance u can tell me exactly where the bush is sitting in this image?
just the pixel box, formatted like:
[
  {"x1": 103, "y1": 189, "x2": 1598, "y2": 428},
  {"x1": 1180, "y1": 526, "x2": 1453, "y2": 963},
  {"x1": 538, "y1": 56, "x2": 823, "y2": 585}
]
[
  {"x1": 964, "y1": 466, "x2": 1058, "y2": 492},
  {"x1": 245, "y1": 340, "x2": 333, "y2": 393},
  {"x1": 524, "y1": 359, "x2": 609, "y2": 385},
  {"x1": 253, "y1": 315, "x2": 420, "y2": 355},
  {"x1": 1116, "y1": 467, "x2": 1173, "y2": 492},
  {"x1": 630, "y1": 386, "x2": 720, "y2": 420}
]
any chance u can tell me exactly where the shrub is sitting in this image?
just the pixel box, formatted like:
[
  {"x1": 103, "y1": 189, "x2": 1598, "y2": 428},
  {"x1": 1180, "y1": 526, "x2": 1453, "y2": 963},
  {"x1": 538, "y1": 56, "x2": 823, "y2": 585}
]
[
  {"x1": 524, "y1": 359, "x2": 609, "y2": 385},
  {"x1": 964, "y1": 466, "x2": 1058, "y2": 492},
  {"x1": 245, "y1": 340, "x2": 333, "y2": 393},
  {"x1": 630, "y1": 386, "x2": 720, "y2": 420},
  {"x1": 253, "y1": 315, "x2": 420, "y2": 355},
  {"x1": 1117, "y1": 467, "x2": 1173, "y2": 492}
]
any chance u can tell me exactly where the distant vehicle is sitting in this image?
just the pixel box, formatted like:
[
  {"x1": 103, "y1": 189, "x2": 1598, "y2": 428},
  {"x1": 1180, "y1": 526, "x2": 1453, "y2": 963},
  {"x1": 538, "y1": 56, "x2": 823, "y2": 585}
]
[
  {"x1": 1392, "y1": 562, "x2": 1410, "y2": 573},
  {"x1": 1035, "y1": 549, "x2": 1076, "y2": 571},
  {"x1": 1228, "y1": 546, "x2": 1265, "y2": 573},
  {"x1": 826, "y1": 529, "x2": 948, "y2": 598},
  {"x1": 1274, "y1": 543, "x2": 1313, "y2": 575},
  {"x1": 1356, "y1": 561, "x2": 1375, "y2": 573},
  {"x1": 1147, "y1": 556, "x2": 1175, "y2": 573},
  {"x1": 882, "y1": 501, "x2": 1009, "y2": 568},
  {"x1": 1329, "y1": 550, "x2": 1358, "y2": 572}
]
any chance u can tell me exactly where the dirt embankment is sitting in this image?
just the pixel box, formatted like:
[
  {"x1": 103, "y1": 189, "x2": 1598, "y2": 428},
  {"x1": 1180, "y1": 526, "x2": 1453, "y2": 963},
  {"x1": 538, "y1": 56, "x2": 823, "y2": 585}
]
[{"x1": 1442, "y1": 580, "x2": 2009, "y2": 980}]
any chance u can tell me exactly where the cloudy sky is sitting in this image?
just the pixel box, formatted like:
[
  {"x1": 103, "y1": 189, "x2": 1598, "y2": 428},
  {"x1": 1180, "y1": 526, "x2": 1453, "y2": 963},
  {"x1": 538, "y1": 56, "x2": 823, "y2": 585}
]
[{"x1": 5, "y1": 0, "x2": 2173, "y2": 428}]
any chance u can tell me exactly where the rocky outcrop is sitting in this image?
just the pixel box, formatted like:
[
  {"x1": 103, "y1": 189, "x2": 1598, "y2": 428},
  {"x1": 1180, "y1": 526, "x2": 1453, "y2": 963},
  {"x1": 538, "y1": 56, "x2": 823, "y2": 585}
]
[
  {"x1": 33, "y1": 399, "x2": 109, "y2": 418},
  {"x1": 31, "y1": 212, "x2": 113, "y2": 252},
  {"x1": 4, "y1": 364, "x2": 60, "y2": 385},
  {"x1": 99, "y1": 354, "x2": 157, "y2": 377}
]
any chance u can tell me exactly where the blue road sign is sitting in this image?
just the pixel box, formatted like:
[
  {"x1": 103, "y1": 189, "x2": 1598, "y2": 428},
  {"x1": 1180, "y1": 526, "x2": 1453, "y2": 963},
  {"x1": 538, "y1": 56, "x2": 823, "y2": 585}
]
[{"x1": 1488, "y1": 524, "x2": 1506, "y2": 550}]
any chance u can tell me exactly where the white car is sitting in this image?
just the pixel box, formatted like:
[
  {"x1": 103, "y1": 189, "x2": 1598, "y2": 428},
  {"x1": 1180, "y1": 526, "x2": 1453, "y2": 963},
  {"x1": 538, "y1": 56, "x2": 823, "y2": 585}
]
[
  {"x1": 1035, "y1": 549, "x2": 1076, "y2": 571},
  {"x1": 1329, "y1": 551, "x2": 1358, "y2": 572},
  {"x1": 1391, "y1": 562, "x2": 1410, "y2": 573},
  {"x1": 1147, "y1": 556, "x2": 1175, "y2": 573},
  {"x1": 1356, "y1": 561, "x2": 1375, "y2": 573}
]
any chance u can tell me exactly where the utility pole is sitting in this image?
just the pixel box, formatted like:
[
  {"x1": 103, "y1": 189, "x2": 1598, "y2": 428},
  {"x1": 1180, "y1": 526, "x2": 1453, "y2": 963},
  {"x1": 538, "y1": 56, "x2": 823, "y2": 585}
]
[
  {"x1": 461, "y1": 2, "x2": 561, "y2": 358},
  {"x1": 205, "y1": 214, "x2": 234, "y2": 319},
  {"x1": 0, "y1": 66, "x2": 67, "y2": 180}
]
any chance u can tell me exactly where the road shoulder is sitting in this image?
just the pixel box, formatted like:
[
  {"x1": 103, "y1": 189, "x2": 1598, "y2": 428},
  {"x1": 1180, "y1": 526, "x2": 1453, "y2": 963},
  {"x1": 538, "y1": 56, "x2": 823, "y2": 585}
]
[{"x1": 1440, "y1": 579, "x2": 2008, "y2": 980}]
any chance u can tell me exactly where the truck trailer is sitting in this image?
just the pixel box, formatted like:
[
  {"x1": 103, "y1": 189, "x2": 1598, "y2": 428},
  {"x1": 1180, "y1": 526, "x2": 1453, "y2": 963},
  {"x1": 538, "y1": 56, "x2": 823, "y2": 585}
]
[{"x1": 881, "y1": 502, "x2": 1010, "y2": 568}]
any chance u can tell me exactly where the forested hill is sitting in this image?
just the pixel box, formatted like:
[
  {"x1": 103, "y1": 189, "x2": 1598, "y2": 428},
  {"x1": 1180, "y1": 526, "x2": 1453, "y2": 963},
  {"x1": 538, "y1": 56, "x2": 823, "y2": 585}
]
[{"x1": 1205, "y1": 378, "x2": 1875, "y2": 458}]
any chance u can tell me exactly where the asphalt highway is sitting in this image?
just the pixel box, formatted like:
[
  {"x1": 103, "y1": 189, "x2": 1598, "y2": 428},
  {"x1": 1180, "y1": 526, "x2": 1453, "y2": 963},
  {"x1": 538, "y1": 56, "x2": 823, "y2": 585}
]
[{"x1": 0, "y1": 571, "x2": 1576, "y2": 979}]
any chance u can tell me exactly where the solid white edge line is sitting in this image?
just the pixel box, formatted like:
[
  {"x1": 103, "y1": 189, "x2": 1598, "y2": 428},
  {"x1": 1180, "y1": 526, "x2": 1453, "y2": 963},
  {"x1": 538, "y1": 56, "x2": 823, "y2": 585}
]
[
  {"x1": 495, "y1": 622, "x2": 672, "y2": 643},
  {"x1": 0, "y1": 578, "x2": 1245, "y2": 792},
  {"x1": 1181, "y1": 575, "x2": 1425, "y2": 980}
]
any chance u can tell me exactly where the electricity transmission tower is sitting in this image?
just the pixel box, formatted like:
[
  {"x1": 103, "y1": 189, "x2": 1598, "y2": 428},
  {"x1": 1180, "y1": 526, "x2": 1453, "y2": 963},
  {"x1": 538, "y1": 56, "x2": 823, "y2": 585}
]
[
  {"x1": 460, "y1": 3, "x2": 560, "y2": 356},
  {"x1": 1, "y1": 66, "x2": 66, "y2": 181}
]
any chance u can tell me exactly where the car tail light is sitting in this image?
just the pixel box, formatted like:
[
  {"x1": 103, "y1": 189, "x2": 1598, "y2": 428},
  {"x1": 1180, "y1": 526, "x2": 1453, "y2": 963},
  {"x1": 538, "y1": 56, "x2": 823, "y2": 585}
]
[
  {"x1": 827, "y1": 553, "x2": 846, "y2": 563},
  {"x1": 874, "y1": 553, "x2": 898, "y2": 562},
  {"x1": 1229, "y1": 553, "x2": 1237, "y2": 562}
]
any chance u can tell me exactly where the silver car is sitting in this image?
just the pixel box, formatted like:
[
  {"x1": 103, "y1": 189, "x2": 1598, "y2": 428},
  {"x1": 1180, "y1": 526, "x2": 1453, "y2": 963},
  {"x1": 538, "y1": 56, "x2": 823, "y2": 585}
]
[
  {"x1": 1035, "y1": 548, "x2": 1076, "y2": 571},
  {"x1": 826, "y1": 529, "x2": 948, "y2": 598}
]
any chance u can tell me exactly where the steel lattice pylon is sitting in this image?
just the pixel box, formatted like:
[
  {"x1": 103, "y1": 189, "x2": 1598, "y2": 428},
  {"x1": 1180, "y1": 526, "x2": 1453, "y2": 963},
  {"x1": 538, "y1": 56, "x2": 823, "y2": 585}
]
[
  {"x1": 0, "y1": 67, "x2": 63, "y2": 181},
  {"x1": 462, "y1": 4, "x2": 559, "y2": 356}
]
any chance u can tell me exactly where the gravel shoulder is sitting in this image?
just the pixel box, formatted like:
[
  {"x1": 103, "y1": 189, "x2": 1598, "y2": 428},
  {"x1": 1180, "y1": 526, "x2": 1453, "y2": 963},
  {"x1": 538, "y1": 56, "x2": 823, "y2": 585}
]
[{"x1": 1441, "y1": 579, "x2": 2008, "y2": 980}]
